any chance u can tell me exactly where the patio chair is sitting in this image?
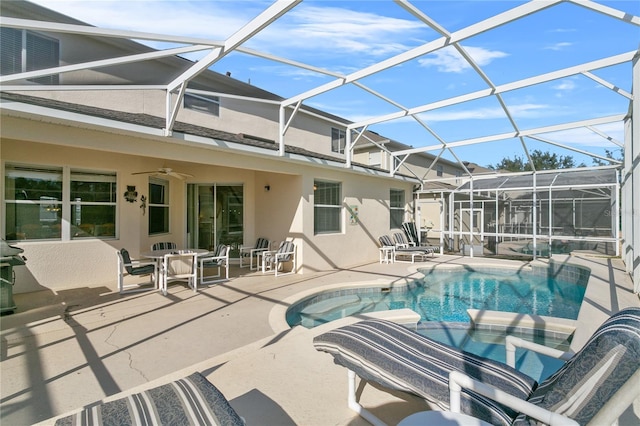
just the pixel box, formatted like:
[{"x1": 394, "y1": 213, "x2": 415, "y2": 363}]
[
  {"x1": 199, "y1": 244, "x2": 230, "y2": 285},
  {"x1": 151, "y1": 241, "x2": 177, "y2": 251},
  {"x1": 239, "y1": 237, "x2": 271, "y2": 270},
  {"x1": 261, "y1": 240, "x2": 296, "y2": 276},
  {"x1": 313, "y1": 307, "x2": 640, "y2": 426},
  {"x1": 161, "y1": 251, "x2": 197, "y2": 295},
  {"x1": 116, "y1": 248, "x2": 157, "y2": 294}
]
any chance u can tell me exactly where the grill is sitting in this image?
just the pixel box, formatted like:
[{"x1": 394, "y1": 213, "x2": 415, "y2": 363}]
[{"x1": 1, "y1": 239, "x2": 27, "y2": 314}]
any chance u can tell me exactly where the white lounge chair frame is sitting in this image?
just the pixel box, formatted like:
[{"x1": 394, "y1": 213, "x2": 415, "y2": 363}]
[
  {"x1": 161, "y1": 252, "x2": 197, "y2": 295},
  {"x1": 322, "y1": 309, "x2": 640, "y2": 426},
  {"x1": 239, "y1": 238, "x2": 271, "y2": 270},
  {"x1": 199, "y1": 244, "x2": 230, "y2": 285},
  {"x1": 379, "y1": 235, "x2": 432, "y2": 264},
  {"x1": 116, "y1": 249, "x2": 157, "y2": 294},
  {"x1": 261, "y1": 240, "x2": 296, "y2": 276}
]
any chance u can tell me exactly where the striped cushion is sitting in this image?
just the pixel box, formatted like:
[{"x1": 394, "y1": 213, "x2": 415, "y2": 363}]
[
  {"x1": 152, "y1": 242, "x2": 177, "y2": 251},
  {"x1": 203, "y1": 245, "x2": 227, "y2": 267},
  {"x1": 513, "y1": 307, "x2": 640, "y2": 425},
  {"x1": 256, "y1": 238, "x2": 270, "y2": 250},
  {"x1": 379, "y1": 235, "x2": 394, "y2": 247},
  {"x1": 54, "y1": 372, "x2": 244, "y2": 426},
  {"x1": 314, "y1": 319, "x2": 536, "y2": 426},
  {"x1": 393, "y1": 232, "x2": 410, "y2": 246},
  {"x1": 241, "y1": 238, "x2": 269, "y2": 257}
]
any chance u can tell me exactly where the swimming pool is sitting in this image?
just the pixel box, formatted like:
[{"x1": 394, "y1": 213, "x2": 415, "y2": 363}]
[
  {"x1": 417, "y1": 322, "x2": 568, "y2": 382},
  {"x1": 286, "y1": 264, "x2": 589, "y2": 328}
]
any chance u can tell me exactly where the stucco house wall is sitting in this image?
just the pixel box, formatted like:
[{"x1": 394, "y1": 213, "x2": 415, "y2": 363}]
[
  {"x1": 2, "y1": 113, "x2": 414, "y2": 293},
  {"x1": 1, "y1": 1, "x2": 419, "y2": 294}
]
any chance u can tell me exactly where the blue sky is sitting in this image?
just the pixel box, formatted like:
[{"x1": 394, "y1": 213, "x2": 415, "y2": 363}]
[{"x1": 32, "y1": 0, "x2": 639, "y2": 167}]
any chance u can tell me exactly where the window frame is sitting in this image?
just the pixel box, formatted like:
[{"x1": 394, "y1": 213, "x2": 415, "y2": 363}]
[
  {"x1": 390, "y1": 188, "x2": 405, "y2": 229},
  {"x1": 70, "y1": 169, "x2": 117, "y2": 239},
  {"x1": 3, "y1": 163, "x2": 117, "y2": 241},
  {"x1": 436, "y1": 164, "x2": 444, "y2": 177},
  {"x1": 314, "y1": 179, "x2": 342, "y2": 235},
  {"x1": 1, "y1": 27, "x2": 60, "y2": 84},
  {"x1": 183, "y1": 92, "x2": 220, "y2": 117},
  {"x1": 148, "y1": 177, "x2": 170, "y2": 235},
  {"x1": 331, "y1": 128, "x2": 346, "y2": 154}
]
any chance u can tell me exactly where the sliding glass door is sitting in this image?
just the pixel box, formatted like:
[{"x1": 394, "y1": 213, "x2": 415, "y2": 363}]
[{"x1": 187, "y1": 184, "x2": 243, "y2": 257}]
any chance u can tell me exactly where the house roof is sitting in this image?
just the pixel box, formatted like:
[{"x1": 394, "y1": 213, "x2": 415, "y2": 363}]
[
  {"x1": 1, "y1": 91, "x2": 418, "y2": 182},
  {"x1": 0, "y1": 0, "x2": 352, "y2": 126}
]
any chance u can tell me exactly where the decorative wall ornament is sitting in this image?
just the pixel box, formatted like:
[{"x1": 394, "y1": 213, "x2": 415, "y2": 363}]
[
  {"x1": 124, "y1": 185, "x2": 138, "y2": 203},
  {"x1": 140, "y1": 195, "x2": 147, "y2": 215}
]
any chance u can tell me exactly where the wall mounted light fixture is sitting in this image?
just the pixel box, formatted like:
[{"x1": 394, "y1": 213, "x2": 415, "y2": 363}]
[{"x1": 264, "y1": 185, "x2": 271, "y2": 192}]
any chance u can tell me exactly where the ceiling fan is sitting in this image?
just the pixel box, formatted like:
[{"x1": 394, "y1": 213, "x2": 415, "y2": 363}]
[{"x1": 132, "y1": 167, "x2": 193, "y2": 180}]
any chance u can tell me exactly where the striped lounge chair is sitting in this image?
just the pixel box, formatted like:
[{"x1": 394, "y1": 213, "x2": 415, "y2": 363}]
[
  {"x1": 313, "y1": 307, "x2": 640, "y2": 426},
  {"x1": 402, "y1": 221, "x2": 440, "y2": 253},
  {"x1": 378, "y1": 235, "x2": 432, "y2": 263},
  {"x1": 54, "y1": 372, "x2": 244, "y2": 426}
]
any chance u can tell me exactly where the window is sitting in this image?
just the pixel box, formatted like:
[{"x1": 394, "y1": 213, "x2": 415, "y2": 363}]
[
  {"x1": 1, "y1": 28, "x2": 60, "y2": 84},
  {"x1": 149, "y1": 178, "x2": 169, "y2": 235},
  {"x1": 70, "y1": 170, "x2": 117, "y2": 238},
  {"x1": 184, "y1": 93, "x2": 220, "y2": 116},
  {"x1": 436, "y1": 164, "x2": 444, "y2": 177},
  {"x1": 390, "y1": 189, "x2": 405, "y2": 229},
  {"x1": 314, "y1": 180, "x2": 341, "y2": 234},
  {"x1": 369, "y1": 151, "x2": 381, "y2": 167},
  {"x1": 331, "y1": 128, "x2": 346, "y2": 154},
  {"x1": 4, "y1": 164, "x2": 116, "y2": 241}
]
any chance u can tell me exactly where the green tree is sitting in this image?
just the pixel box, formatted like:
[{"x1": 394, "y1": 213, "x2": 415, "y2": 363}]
[
  {"x1": 488, "y1": 149, "x2": 583, "y2": 171},
  {"x1": 591, "y1": 148, "x2": 623, "y2": 166}
]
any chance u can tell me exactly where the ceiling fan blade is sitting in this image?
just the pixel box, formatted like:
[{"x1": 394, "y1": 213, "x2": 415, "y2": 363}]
[
  {"x1": 132, "y1": 167, "x2": 192, "y2": 179},
  {"x1": 168, "y1": 171, "x2": 193, "y2": 179}
]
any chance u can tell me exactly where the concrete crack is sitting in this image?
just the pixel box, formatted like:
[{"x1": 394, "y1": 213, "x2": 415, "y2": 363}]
[{"x1": 104, "y1": 322, "x2": 149, "y2": 382}]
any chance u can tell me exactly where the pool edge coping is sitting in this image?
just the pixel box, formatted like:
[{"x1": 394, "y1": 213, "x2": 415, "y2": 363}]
[{"x1": 269, "y1": 260, "x2": 588, "y2": 335}]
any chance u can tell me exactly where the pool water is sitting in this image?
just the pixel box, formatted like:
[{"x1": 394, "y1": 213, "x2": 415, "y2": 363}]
[
  {"x1": 286, "y1": 269, "x2": 586, "y2": 328},
  {"x1": 418, "y1": 323, "x2": 568, "y2": 382}
]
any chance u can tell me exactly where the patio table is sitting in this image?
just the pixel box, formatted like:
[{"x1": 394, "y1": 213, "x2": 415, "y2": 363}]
[{"x1": 142, "y1": 248, "x2": 208, "y2": 290}]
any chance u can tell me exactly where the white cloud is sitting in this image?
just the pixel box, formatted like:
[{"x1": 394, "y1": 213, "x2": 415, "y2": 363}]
[
  {"x1": 417, "y1": 46, "x2": 508, "y2": 73},
  {"x1": 31, "y1": 1, "x2": 426, "y2": 62},
  {"x1": 538, "y1": 122, "x2": 624, "y2": 147},
  {"x1": 30, "y1": 0, "x2": 253, "y2": 39},
  {"x1": 553, "y1": 79, "x2": 576, "y2": 91},
  {"x1": 257, "y1": 5, "x2": 425, "y2": 57},
  {"x1": 545, "y1": 42, "x2": 573, "y2": 51},
  {"x1": 416, "y1": 103, "x2": 548, "y2": 122}
]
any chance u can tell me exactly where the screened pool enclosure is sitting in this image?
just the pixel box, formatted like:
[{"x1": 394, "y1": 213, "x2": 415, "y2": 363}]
[{"x1": 415, "y1": 168, "x2": 619, "y2": 259}]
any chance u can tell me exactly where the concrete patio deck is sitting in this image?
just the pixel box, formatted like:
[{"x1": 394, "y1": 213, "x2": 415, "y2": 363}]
[{"x1": 1, "y1": 253, "x2": 639, "y2": 425}]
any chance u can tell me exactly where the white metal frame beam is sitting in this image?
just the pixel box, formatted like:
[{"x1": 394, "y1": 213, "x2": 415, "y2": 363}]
[
  {"x1": 350, "y1": 51, "x2": 634, "y2": 130},
  {"x1": 163, "y1": 0, "x2": 301, "y2": 135},
  {"x1": 282, "y1": 0, "x2": 560, "y2": 108}
]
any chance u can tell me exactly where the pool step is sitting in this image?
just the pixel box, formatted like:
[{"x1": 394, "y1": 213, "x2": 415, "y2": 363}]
[{"x1": 300, "y1": 295, "x2": 362, "y2": 327}]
